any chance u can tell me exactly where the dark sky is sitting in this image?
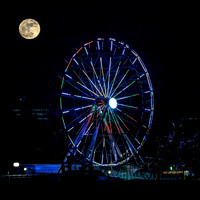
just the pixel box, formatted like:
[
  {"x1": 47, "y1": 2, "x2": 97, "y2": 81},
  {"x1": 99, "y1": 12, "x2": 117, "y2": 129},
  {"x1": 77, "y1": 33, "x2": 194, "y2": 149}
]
[
  {"x1": 2, "y1": 0, "x2": 199, "y2": 114},
  {"x1": 1, "y1": 0, "x2": 199, "y2": 166}
]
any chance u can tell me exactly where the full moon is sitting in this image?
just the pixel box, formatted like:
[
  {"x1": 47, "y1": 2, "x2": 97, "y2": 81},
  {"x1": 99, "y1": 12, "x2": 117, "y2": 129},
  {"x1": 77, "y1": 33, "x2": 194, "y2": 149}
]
[{"x1": 19, "y1": 18, "x2": 40, "y2": 39}]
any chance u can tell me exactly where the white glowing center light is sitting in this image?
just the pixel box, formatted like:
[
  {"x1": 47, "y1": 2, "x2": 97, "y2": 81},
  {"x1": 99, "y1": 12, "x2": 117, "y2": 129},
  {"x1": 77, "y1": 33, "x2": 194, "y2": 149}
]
[{"x1": 109, "y1": 98, "x2": 117, "y2": 109}]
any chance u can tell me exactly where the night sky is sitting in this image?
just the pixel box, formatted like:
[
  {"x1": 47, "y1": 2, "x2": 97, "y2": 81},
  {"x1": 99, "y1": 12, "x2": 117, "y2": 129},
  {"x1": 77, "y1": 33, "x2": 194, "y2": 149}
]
[{"x1": 1, "y1": 1, "x2": 199, "y2": 169}]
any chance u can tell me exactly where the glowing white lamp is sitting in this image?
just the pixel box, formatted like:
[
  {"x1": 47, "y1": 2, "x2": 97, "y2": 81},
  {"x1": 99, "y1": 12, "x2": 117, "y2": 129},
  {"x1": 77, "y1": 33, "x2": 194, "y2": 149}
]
[
  {"x1": 13, "y1": 162, "x2": 20, "y2": 167},
  {"x1": 109, "y1": 98, "x2": 117, "y2": 109}
]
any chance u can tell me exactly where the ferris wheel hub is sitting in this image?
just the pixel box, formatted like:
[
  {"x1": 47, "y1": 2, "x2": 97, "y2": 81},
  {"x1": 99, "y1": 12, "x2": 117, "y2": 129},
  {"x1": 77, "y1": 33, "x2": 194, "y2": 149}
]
[{"x1": 109, "y1": 98, "x2": 117, "y2": 109}]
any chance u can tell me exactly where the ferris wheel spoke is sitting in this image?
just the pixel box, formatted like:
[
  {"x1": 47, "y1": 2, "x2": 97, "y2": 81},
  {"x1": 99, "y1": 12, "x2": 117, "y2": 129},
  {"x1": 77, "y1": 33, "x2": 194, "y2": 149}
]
[
  {"x1": 78, "y1": 58, "x2": 102, "y2": 95},
  {"x1": 110, "y1": 108, "x2": 131, "y2": 136},
  {"x1": 110, "y1": 69, "x2": 130, "y2": 98},
  {"x1": 72, "y1": 70, "x2": 95, "y2": 96},
  {"x1": 123, "y1": 133, "x2": 139, "y2": 156},
  {"x1": 108, "y1": 108, "x2": 122, "y2": 134},
  {"x1": 72, "y1": 46, "x2": 105, "y2": 98},
  {"x1": 99, "y1": 56, "x2": 107, "y2": 96},
  {"x1": 61, "y1": 92, "x2": 95, "y2": 101},
  {"x1": 108, "y1": 65, "x2": 120, "y2": 97},
  {"x1": 90, "y1": 59, "x2": 105, "y2": 97},
  {"x1": 63, "y1": 107, "x2": 93, "y2": 132},
  {"x1": 116, "y1": 114, "x2": 129, "y2": 131},
  {"x1": 106, "y1": 56, "x2": 112, "y2": 97},
  {"x1": 103, "y1": 138, "x2": 109, "y2": 164},
  {"x1": 68, "y1": 125, "x2": 84, "y2": 154},
  {"x1": 104, "y1": 139, "x2": 109, "y2": 164},
  {"x1": 63, "y1": 78, "x2": 90, "y2": 97},
  {"x1": 111, "y1": 69, "x2": 144, "y2": 97},
  {"x1": 92, "y1": 137, "x2": 104, "y2": 160},
  {"x1": 113, "y1": 79, "x2": 137, "y2": 98},
  {"x1": 115, "y1": 108, "x2": 139, "y2": 129},
  {"x1": 76, "y1": 81, "x2": 99, "y2": 98},
  {"x1": 71, "y1": 58, "x2": 103, "y2": 96},
  {"x1": 84, "y1": 46, "x2": 89, "y2": 56},
  {"x1": 116, "y1": 108, "x2": 137, "y2": 121},
  {"x1": 108, "y1": 133, "x2": 122, "y2": 159},
  {"x1": 111, "y1": 142, "x2": 117, "y2": 161},
  {"x1": 118, "y1": 103, "x2": 138, "y2": 110},
  {"x1": 82, "y1": 70, "x2": 103, "y2": 96},
  {"x1": 112, "y1": 110, "x2": 131, "y2": 134},
  {"x1": 116, "y1": 93, "x2": 139, "y2": 101},
  {"x1": 62, "y1": 104, "x2": 93, "y2": 115}
]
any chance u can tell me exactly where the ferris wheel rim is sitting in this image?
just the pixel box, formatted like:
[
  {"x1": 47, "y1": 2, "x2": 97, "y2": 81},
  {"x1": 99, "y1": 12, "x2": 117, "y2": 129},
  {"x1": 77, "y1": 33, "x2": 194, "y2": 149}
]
[{"x1": 60, "y1": 37, "x2": 154, "y2": 166}]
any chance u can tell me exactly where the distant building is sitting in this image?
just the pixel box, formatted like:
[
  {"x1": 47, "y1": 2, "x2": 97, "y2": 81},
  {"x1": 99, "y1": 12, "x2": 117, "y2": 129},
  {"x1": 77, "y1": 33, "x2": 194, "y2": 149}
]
[
  {"x1": 10, "y1": 96, "x2": 52, "y2": 122},
  {"x1": 12, "y1": 107, "x2": 50, "y2": 121}
]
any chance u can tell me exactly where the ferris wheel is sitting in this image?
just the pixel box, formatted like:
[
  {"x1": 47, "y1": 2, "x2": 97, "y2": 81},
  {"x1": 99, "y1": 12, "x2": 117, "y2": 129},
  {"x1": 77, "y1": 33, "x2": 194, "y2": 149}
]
[{"x1": 60, "y1": 38, "x2": 154, "y2": 166}]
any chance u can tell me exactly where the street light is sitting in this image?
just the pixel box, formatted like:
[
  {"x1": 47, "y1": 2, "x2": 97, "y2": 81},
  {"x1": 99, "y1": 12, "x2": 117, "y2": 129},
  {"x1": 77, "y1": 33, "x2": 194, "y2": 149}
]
[
  {"x1": 13, "y1": 162, "x2": 20, "y2": 174},
  {"x1": 13, "y1": 162, "x2": 20, "y2": 167},
  {"x1": 108, "y1": 170, "x2": 112, "y2": 175}
]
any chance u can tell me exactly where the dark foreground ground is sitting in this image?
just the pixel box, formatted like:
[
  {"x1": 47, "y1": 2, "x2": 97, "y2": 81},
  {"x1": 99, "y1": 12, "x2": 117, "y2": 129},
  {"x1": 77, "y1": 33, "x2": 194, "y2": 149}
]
[
  {"x1": 0, "y1": 173, "x2": 199, "y2": 198},
  {"x1": 1, "y1": 172, "x2": 199, "y2": 186}
]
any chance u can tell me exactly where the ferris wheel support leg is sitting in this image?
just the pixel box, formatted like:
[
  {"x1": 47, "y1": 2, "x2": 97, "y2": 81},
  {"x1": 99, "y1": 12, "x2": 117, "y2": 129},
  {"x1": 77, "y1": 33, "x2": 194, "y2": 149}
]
[{"x1": 57, "y1": 161, "x2": 65, "y2": 174}]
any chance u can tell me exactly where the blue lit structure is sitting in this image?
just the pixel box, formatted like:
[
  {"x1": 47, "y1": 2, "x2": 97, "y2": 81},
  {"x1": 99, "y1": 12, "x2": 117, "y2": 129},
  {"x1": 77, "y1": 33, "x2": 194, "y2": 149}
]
[
  {"x1": 60, "y1": 38, "x2": 154, "y2": 167},
  {"x1": 19, "y1": 164, "x2": 81, "y2": 174},
  {"x1": 20, "y1": 164, "x2": 60, "y2": 174}
]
